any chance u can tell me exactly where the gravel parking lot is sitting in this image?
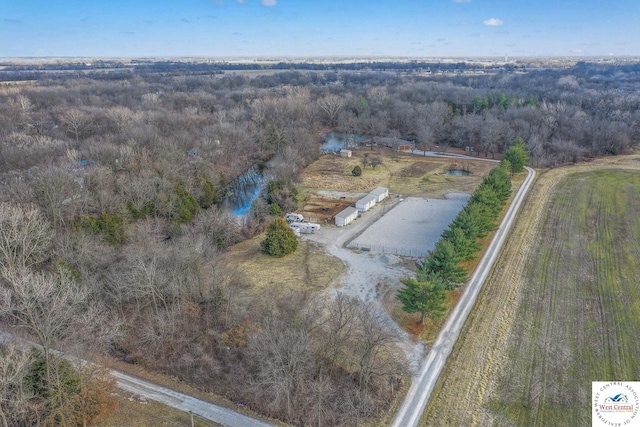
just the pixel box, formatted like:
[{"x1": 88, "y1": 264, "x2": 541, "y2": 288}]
[{"x1": 348, "y1": 194, "x2": 470, "y2": 257}]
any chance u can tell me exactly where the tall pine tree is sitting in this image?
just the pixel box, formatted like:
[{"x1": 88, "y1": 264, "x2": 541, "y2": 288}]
[{"x1": 397, "y1": 272, "x2": 447, "y2": 324}]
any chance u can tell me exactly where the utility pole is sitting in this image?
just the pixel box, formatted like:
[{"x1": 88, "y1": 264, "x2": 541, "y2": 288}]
[{"x1": 189, "y1": 410, "x2": 195, "y2": 427}]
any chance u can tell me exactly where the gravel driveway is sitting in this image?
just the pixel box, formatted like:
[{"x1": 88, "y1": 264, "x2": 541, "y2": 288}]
[{"x1": 302, "y1": 192, "x2": 470, "y2": 371}]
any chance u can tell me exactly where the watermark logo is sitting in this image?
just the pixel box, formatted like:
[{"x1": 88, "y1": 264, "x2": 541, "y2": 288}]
[{"x1": 593, "y1": 382, "x2": 640, "y2": 426}]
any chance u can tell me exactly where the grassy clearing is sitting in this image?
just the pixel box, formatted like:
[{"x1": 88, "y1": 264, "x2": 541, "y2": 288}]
[
  {"x1": 423, "y1": 156, "x2": 640, "y2": 426},
  {"x1": 301, "y1": 148, "x2": 496, "y2": 198},
  {"x1": 222, "y1": 236, "x2": 345, "y2": 298}
]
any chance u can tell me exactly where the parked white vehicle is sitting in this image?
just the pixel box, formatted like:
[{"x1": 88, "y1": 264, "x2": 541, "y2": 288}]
[
  {"x1": 285, "y1": 212, "x2": 304, "y2": 223},
  {"x1": 289, "y1": 222, "x2": 320, "y2": 234}
]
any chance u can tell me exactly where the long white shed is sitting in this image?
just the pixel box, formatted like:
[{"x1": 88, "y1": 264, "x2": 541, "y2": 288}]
[
  {"x1": 369, "y1": 186, "x2": 389, "y2": 203},
  {"x1": 356, "y1": 194, "x2": 377, "y2": 213},
  {"x1": 335, "y1": 207, "x2": 359, "y2": 227}
]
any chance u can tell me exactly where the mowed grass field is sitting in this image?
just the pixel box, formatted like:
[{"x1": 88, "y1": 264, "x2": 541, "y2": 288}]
[{"x1": 423, "y1": 156, "x2": 640, "y2": 426}]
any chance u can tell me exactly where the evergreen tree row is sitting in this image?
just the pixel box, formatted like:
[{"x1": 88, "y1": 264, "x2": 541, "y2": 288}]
[{"x1": 397, "y1": 166, "x2": 512, "y2": 324}]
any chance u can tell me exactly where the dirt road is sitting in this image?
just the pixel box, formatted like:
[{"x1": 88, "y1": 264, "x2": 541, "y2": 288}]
[{"x1": 391, "y1": 166, "x2": 537, "y2": 427}]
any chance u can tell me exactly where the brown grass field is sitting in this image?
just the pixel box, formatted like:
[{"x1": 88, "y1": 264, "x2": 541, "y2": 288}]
[
  {"x1": 422, "y1": 154, "x2": 640, "y2": 426},
  {"x1": 301, "y1": 148, "x2": 496, "y2": 198},
  {"x1": 221, "y1": 237, "x2": 345, "y2": 298}
]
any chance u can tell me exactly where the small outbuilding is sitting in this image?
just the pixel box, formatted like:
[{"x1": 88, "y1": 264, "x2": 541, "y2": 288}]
[
  {"x1": 335, "y1": 207, "x2": 359, "y2": 227},
  {"x1": 369, "y1": 186, "x2": 389, "y2": 203},
  {"x1": 356, "y1": 194, "x2": 377, "y2": 213},
  {"x1": 339, "y1": 149, "x2": 352, "y2": 158},
  {"x1": 374, "y1": 137, "x2": 415, "y2": 152}
]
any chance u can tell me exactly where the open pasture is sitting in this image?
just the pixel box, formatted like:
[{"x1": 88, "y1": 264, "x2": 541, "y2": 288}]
[{"x1": 301, "y1": 148, "x2": 495, "y2": 198}]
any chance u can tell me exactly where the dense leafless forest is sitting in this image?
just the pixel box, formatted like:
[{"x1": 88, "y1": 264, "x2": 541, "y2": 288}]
[{"x1": 0, "y1": 61, "x2": 639, "y2": 425}]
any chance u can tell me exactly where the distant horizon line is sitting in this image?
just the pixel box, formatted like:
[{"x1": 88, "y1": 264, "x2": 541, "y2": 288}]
[
  {"x1": 0, "y1": 54, "x2": 640, "y2": 60},
  {"x1": 1, "y1": 54, "x2": 638, "y2": 63}
]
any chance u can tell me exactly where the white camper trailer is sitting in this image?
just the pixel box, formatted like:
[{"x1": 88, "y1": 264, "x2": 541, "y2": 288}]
[
  {"x1": 285, "y1": 212, "x2": 304, "y2": 223},
  {"x1": 289, "y1": 222, "x2": 320, "y2": 234}
]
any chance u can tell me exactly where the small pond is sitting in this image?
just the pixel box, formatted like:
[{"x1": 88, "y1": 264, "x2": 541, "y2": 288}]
[{"x1": 445, "y1": 169, "x2": 472, "y2": 176}]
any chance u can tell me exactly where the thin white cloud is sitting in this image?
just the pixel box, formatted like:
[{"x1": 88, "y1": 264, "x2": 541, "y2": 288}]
[
  {"x1": 452, "y1": 0, "x2": 472, "y2": 3},
  {"x1": 261, "y1": 0, "x2": 277, "y2": 6},
  {"x1": 483, "y1": 18, "x2": 504, "y2": 26},
  {"x1": 237, "y1": 0, "x2": 246, "y2": 3}
]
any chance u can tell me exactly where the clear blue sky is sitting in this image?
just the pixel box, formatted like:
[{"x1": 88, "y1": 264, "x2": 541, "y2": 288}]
[{"x1": 1, "y1": 0, "x2": 638, "y2": 58}]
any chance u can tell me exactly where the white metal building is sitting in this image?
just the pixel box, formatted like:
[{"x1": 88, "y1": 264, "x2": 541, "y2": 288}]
[
  {"x1": 339, "y1": 149, "x2": 352, "y2": 158},
  {"x1": 335, "y1": 207, "x2": 359, "y2": 227},
  {"x1": 369, "y1": 187, "x2": 389, "y2": 203},
  {"x1": 356, "y1": 194, "x2": 377, "y2": 213}
]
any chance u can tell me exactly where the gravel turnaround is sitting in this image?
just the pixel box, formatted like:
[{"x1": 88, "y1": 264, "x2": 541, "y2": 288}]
[{"x1": 303, "y1": 192, "x2": 470, "y2": 372}]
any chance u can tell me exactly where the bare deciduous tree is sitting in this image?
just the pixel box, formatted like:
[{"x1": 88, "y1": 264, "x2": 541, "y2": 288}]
[
  {"x1": 60, "y1": 108, "x2": 93, "y2": 141},
  {"x1": 30, "y1": 167, "x2": 80, "y2": 227},
  {"x1": 0, "y1": 268, "x2": 89, "y2": 383},
  {"x1": 318, "y1": 94, "x2": 345, "y2": 128},
  {"x1": 0, "y1": 203, "x2": 52, "y2": 270},
  {"x1": 0, "y1": 344, "x2": 34, "y2": 427}
]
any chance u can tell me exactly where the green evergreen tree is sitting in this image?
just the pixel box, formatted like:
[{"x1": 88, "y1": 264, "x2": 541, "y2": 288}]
[
  {"x1": 261, "y1": 217, "x2": 298, "y2": 257},
  {"x1": 352, "y1": 165, "x2": 362, "y2": 176},
  {"x1": 174, "y1": 182, "x2": 200, "y2": 223},
  {"x1": 419, "y1": 240, "x2": 468, "y2": 288},
  {"x1": 397, "y1": 272, "x2": 447, "y2": 324},
  {"x1": 197, "y1": 176, "x2": 218, "y2": 209},
  {"x1": 442, "y1": 226, "x2": 481, "y2": 261},
  {"x1": 468, "y1": 185, "x2": 502, "y2": 219},
  {"x1": 484, "y1": 167, "x2": 512, "y2": 202},
  {"x1": 269, "y1": 203, "x2": 282, "y2": 217},
  {"x1": 464, "y1": 202, "x2": 496, "y2": 238},
  {"x1": 448, "y1": 207, "x2": 481, "y2": 242},
  {"x1": 356, "y1": 95, "x2": 369, "y2": 116},
  {"x1": 502, "y1": 138, "x2": 530, "y2": 175}
]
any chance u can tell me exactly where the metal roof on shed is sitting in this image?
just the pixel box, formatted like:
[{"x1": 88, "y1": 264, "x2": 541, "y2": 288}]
[
  {"x1": 357, "y1": 194, "x2": 377, "y2": 205},
  {"x1": 335, "y1": 206, "x2": 359, "y2": 218},
  {"x1": 369, "y1": 187, "x2": 388, "y2": 196}
]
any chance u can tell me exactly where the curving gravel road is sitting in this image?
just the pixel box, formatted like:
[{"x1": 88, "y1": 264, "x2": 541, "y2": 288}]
[
  {"x1": 0, "y1": 331, "x2": 273, "y2": 427},
  {"x1": 111, "y1": 370, "x2": 273, "y2": 427},
  {"x1": 391, "y1": 166, "x2": 536, "y2": 427}
]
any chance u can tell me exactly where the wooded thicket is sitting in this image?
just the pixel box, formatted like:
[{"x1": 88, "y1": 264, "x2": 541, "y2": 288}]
[{"x1": 0, "y1": 61, "x2": 638, "y2": 425}]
